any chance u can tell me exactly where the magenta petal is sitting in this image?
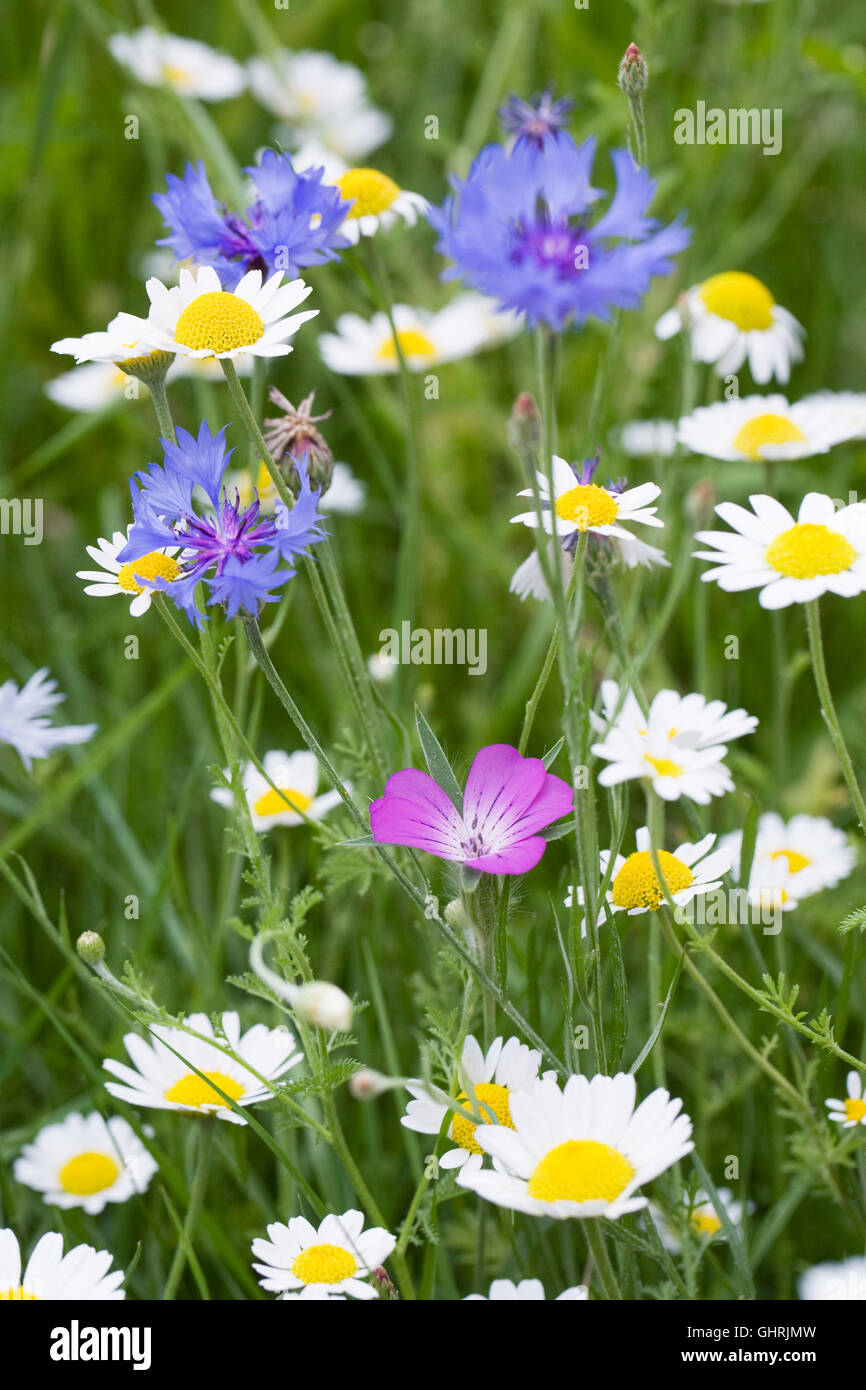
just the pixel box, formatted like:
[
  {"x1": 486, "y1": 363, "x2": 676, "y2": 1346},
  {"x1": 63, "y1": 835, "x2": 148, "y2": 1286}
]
[
  {"x1": 381, "y1": 767, "x2": 461, "y2": 819},
  {"x1": 463, "y1": 745, "x2": 547, "y2": 838},
  {"x1": 502, "y1": 770, "x2": 574, "y2": 841},
  {"x1": 369, "y1": 789, "x2": 467, "y2": 861},
  {"x1": 466, "y1": 836, "x2": 548, "y2": 875}
]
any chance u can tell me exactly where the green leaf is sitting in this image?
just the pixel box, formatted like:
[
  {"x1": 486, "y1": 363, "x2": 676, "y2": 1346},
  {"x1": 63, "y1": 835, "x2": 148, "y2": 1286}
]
[
  {"x1": 542, "y1": 737, "x2": 565, "y2": 769},
  {"x1": 541, "y1": 816, "x2": 576, "y2": 841},
  {"x1": 738, "y1": 794, "x2": 761, "y2": 892},
  {"x1": 691, "y1": 1151, "x2": 755, "y2": 1301},
  {"x1": 629, "y1": 955, "x2": 683, "y2": 1075},
  {"x1": 415, "y1": 705, "x2": 463, "y2": 812}
]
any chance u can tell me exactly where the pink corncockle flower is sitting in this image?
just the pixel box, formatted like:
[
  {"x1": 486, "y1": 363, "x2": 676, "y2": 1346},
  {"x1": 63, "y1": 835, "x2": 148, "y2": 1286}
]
[{"x1": 369, "y1": 744, "x2": 573, "y2": 875}]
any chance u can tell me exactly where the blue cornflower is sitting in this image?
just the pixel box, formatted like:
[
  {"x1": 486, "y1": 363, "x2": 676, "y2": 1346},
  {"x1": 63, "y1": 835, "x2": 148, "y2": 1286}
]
[
  {"x1": 154, "y1": 151, "x2": 351, "y2": 290},
  {"x1": 428, "y1": 134, "x2": 690, "y2": 331},
  {"x1": 498, "y1": 90, "x2": 574, "y2": 149},
  {"x1": 119, "y1": 421, "x2": 325, "y2": 625}
]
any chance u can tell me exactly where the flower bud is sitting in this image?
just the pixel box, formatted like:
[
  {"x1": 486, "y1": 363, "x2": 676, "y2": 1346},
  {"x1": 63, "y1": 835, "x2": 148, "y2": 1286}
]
[
  {"x1": 617, "y1": 43, "x2": 648, "y2": 96},
  {"x1": 263, "y1": 389, "x2": 334, "y2": 497},
  {"x1": 294, "y1": 980, "x2": 354, "y2": 1032},
  {"x1": 507, "y1": 392, "x2": 543, "y2": 461},
  {"x1": 76, "y1": 931, "x2": 106, "y2": 966},
  {"x1": 348, "y1": 1067, "x2": 395, "y2": 1100},
  {"x1": 685, "y1": 478, "x2": 717, "y2": 530},
  {"x1": 444, "y1": 898, "x2": 469, "y2": 929}
]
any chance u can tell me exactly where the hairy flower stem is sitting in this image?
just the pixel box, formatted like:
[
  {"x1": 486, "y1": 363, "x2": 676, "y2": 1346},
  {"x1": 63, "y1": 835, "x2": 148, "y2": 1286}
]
[
  {"x1": 221, "y1": 357, "x2": 388, "y2": 774},
  {"x1": 362, "y1": 240, "x2": 421, "y2": 705},
  {"x1": 806, "y1": 598, "x2": 866, "y2": 838},
  {"x1": 148, "y1": 376, "x2": 177, "y2": 445},
  {"x1": 162, "y1": 1118, "x2": 214, "y2": 1299}
]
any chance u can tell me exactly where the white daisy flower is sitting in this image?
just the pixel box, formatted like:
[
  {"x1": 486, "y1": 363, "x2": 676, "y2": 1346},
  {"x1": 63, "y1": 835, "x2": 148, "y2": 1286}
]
[
  {"x1": 619, "y1": 419, "x2": 678, "y2": 458},
  {"x1": 51, "y1": 311, "x2": 167, "y2": 369},
  {"x1": 653, "y1": 1187, "x2": 748, "y2": 1252},
  {"x1": 720, "y1": 812, "x2": 856, "y2": 911},
  {"x1": 330, "y1": 167, "x2": 428, "y2": 244},
  {"x1": 0, "y1": 669, "x2": 96, "y2": 770},
  {"x1": 44, "y1": 362, "x2": 134, "y2": 412},
  {"x1": 826, "y1": 1071, "x2": 866, "y2": 1129},
  {"x1": 402, "y1": 1035, "x2": 545, "y2": 1174},
  {"x1": 459, "y1": 1072, "x2": 693, "y2": 1221},
  {"x1": 592, "y1": 681, "x2": 758, "y2": 749},
  {"x1": 509, "y1": 532, "x2": 669, "y2": 604},
  {"x1": 678, "y1": 393, "x2": 864, "y2": 463},
  {"x1": 13, "y1": 1113, "x2": 157, "y2": 1214},
  {"x1": 108, "y1": 27, "x2": 246, "y2": 101},
  {"x1": 76, "y1": 529, "x2": 184, "y2": 617},
  {"x1": 320, "y1": 294, "x2": 520, "y2": 375},
  {"x1": 511, "y1": 455, "x2": 663, "y2": 543},
  {"x1": 655, "y1": 272, "x2": 805, "y2": 384},
  {"x1": 251, "y1": 1210, "x2": 395, "y2": 1301},
  {"x1": 589, "y1": 681, "x2": 757, "y2": 805},
  {"x1": 0, "y1": 1229, "x2": 125, "y2": 1300},
  {"x1": 566, "y1": 827, "x2": 732, "y2": 924},
  {"x1": 103, "y1": 1011, "x2": 301, "y2": 1124},
  {"x1": 694, "y1": 492, "x2": 866, "y2": 608},
  {"x1": 799, "y1": 1256, "x2": 866, "y2": 1301},
  {"x1": 464, "y1": 1278, "x2": 588, "y2": 1300},
  {"x1": 248, "y1": 50, "x2": 392, "y2": 160},
  {"x1": 125, "y1": 266, "x2": 317, "y2": 361},
  {"x1": 210, "y1": 750, "x2": 343, "y2": 831}
]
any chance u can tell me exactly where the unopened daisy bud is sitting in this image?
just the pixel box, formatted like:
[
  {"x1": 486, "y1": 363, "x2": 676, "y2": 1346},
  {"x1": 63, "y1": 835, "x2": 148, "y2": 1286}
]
[
  {"x1": 349, "y1": 1067, "x2": 397, "y2": 1100},
  {"x1": 685, "y1": 478, "x2": 716, "y2": 529},
  {"x1": 617, "y1": 42, "x2": 648, "y2": 96},
  {"x1": 294, "y1": 980, "x2": 354, "y2": 1032},
  {"x1": 76, "y1": 931, "x2": 106, "y2": 966},
  {"x1": 507, "y1": 392, "x2": 543, "y2": 462}
]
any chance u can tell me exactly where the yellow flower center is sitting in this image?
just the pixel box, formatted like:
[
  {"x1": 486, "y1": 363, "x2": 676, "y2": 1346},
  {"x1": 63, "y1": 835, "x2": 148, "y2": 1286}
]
[
  {"x1": 292, "y1": 1243, "x2": 358, "y2": 1284},
  {"x1": 732, "y1": 413, "x2": 806, "y2": 460},
  {"x1": 611, "y1": 850, "x2": 694, "y2": 910},
  {"x1": 162, "y1": 63, "x2": 191, "y2": 89},
  {"x1": 0, "y1": 1287, "x2": 39, "y2": 1300},
  {"x1": 691, "y1": 1209, "x2": 723, "y2": 1237},
  {"x1": 174, "y1": 291, "x2": 264, "y2": 354},
  {"x1": 377, "y1": 328, "x2": 437, "y2": 361},
  {"x1": 164, "y1": 1070, "x2": 245, "y2": 1108},
  {"x1": 844, "y1": 1097, "x2": 866, "y2": 1123},
  {"x1": 698, "y1": 271, "x2": 775, "y2": 331},
  {"x1": 252, "y1": 786, "x2": 314, "y2": 817},
  {"x1": 58, "y1": 1151, "x2": 120, "y2": 1196},
  {"x1": 336, "y1": 168, "x2": 400, "y2": 219},
  {"x1": 116, "y1": 551, "x2": 182, "y2": 594},
  {"x1": 769, "y1": 848, "x2": 810, "y2": 874},
  {"x1": 644, "y1": 753, "x2": 684, "y2": 780},
  {"x1": 554, "y1": 483, "x2": 619, "y2": 530},
  {"x1": 450, "y1": 1081, "x2": 514, "y2": 1155},
  {"x1": 764, "y1": 523, "x2": 856, "y2": 579},
  {"x1": 527, "y1": 1139, "x2": 635, "y2": 1204}
]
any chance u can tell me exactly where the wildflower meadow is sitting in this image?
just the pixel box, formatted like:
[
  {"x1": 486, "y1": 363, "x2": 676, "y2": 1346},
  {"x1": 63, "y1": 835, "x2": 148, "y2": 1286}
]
[{"x1": 4, "y1": 0, "x2": 866, "y2": 1339}]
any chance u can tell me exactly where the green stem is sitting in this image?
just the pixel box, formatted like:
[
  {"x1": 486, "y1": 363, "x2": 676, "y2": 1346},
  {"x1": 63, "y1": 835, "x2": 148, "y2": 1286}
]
[
  {"x1": 585, "y1": 1222, "x2": 622, "y2": 1300},
  {"x1": 148, "y1": 375, "x2": 176, "y2": 444},
  {"x1": 162, "y1": 1119, "x2": 214, "y2": 1299},
  {"x1": 321, "y1": 1091, "x2": 416, "y2": 1300},
  {"x1": 806, "y1": 598, "x2": 866, "y2": 837}
]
